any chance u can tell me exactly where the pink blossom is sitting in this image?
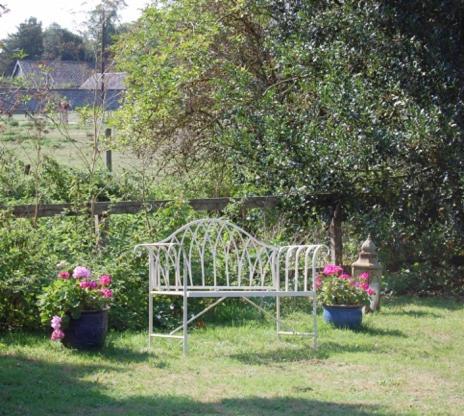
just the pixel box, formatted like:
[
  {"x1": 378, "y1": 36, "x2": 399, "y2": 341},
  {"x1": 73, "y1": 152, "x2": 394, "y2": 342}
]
[
  {"x1": 99, "y1": 275, "x2": 112, "y2": 286},
  {"x1": 101, "y1": 288, "x2": 113, "y2": 298},
  {"x1": 366, "y1": 288, "x2": 376, "y2": 296},
  {"x1": 58, "y1": 271, "x2": 70, "y2": 280},
  {"x1": 339, "y1": 273, "x2": 351, "y2": 280},
  {"x1": 51, "y1": 329, "x2": 65, "y2": 341},
  {"x1": 80, "y1": 280, "x2": 98, "y2": 289},
  {"x1": 73, "y1": 266, "x2": 91, "y2": 279},
  {"x1": 323, "y1": 264, "x2": 343, "y2": 276},
  {"x1": 51, "y1": 316, "x2": 62, "y2": 330},
  {"x1": 359, "y1": 272, "x2": 369, "y2": 281},
  {"x1": 315, "y1": 276, "x2": 322, "y2": 290},
  {"x1": 360, "y1": 282, "x2": 369, "y2": 290}
]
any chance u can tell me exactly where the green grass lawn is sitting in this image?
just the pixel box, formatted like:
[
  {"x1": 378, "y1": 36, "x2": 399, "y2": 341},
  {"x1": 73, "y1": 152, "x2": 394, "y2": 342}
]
[
  {"x1": 1, "y1": 296, "x2": 463, "y2": 416},
  {"x1": 0, "y1": 114, "x2": 141, "y2": 174}
]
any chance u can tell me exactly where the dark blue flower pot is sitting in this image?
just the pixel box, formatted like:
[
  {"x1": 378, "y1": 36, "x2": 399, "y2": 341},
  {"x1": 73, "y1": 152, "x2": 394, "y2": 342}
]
[
  {"x1": 322, "y1": 305, "x2": 363, "y2": 329},
  {"x1": 63, "y1": 310, "x2": 108, "y2": 350}
]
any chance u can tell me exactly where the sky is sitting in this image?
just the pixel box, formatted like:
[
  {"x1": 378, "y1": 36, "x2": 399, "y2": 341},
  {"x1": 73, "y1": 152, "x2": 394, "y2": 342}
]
[{"x1": 0, "y1": 0, "x2": 151, "y2": 39}]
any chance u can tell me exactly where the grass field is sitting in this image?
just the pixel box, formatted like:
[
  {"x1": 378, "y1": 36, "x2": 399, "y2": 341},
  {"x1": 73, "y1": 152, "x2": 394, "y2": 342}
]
[
  {"x1": 0, "y1": 114, "x2": 141, "y2": 173},
  {"x1": 0, "y1": 296, "x2": 463, "y2": 416}
]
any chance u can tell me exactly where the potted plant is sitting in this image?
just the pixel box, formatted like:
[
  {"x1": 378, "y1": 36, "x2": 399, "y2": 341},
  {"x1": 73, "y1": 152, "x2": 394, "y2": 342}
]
[
  {"x1": 38, "y1": 264, "x2": 113, "y2": 349},
  {"x1": 317, "y1": 264, "x2": 375, "y2": 329}
]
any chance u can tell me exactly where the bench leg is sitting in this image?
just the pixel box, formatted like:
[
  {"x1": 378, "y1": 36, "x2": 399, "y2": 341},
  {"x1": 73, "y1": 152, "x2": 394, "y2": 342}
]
[
  {"x1": 312, "y1": 295, "x2": 318, "y2": 350},
  {"x1": 183, "y1": 294, "x2": 188, "y2": 355},
  {"x1": 148, "y1": 292, "x2": 153, "y2": 348},
  {"x1": 276, "y1": 297, "x2": 281, "y2": 334}
]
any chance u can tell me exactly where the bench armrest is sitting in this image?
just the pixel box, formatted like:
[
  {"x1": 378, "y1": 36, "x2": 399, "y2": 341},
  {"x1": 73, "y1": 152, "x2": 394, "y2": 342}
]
[{"x1": 273, "y1": 244, "x2": 329, "y2": 291}]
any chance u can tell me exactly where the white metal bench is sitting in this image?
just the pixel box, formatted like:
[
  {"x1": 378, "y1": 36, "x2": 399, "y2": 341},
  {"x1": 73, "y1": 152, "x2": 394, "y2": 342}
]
[{"x1": 135, "y1": 218, "x2": 328, "y2": 354}]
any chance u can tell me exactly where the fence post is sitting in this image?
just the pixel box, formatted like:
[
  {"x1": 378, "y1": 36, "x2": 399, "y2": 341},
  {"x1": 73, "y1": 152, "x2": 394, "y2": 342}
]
[
  {"x1": 94, "y1": 211, "x2": 110, "y2": 250},
  {"x1": 91, "y1": 199, "x2": 109, "y2": 250},
  {"x1": 105, "y1": 128, "x2": 112, "y2": 172},
  {"x1": 329, "y1": 203, "x2": 343, "y2": 265}
]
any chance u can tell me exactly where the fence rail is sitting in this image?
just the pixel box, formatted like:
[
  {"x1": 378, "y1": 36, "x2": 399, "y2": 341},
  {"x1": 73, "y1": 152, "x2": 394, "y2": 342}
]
[
  {"x1": 1, "y1": 196, "x2": 282, "y2": 218},
  {"x1": 1, "y1": 195, "x2": 343, "y2": 263}
]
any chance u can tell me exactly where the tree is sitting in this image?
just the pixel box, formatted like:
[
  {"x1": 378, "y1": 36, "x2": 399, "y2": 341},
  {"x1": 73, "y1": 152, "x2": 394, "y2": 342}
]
[
  {"x1": 6, "y1": 17, "x2": 43, "y2": 59},
  {"x1": 0, "y1": 17, "x2": 43, "y2": 74},
  {"x1": 43, "y1": 23, "x2": 89, "y2": 61},
  {"x1": 0, "y1": 3, "x2": 8, "y2": 52},
  {"x1": 84, "y1": 0, "x2": 127, "y2": 69},
  {"x1": 115, "y1": 0, "x2": 464, "y2": 290},
  {"x1": 0, "y1": 4, "x2": 7, "y2": 17}
]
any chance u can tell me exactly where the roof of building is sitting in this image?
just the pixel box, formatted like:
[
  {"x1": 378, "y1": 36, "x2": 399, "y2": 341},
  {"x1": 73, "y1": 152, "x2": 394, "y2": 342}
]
[
  {"x1": 79, "y1": 72, "x2": 127, "y2": 90},
  {"x1": 12, "y1": 60, "x2": 93, "y2": 88}
]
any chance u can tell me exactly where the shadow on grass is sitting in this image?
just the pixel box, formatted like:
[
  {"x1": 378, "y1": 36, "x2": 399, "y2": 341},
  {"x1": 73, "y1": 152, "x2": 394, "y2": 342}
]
[
  {"x1": 381, "y1": 309, "x2": 441, "y2": 318},
  {"x1": 353, "y1": 326, "x2": 407, "y2": 337},
  {"x1": 0, "y1": 332, "x2": 155, "y2": 365},
  {"x1": 229, "y1": 341, "x2": 384, "y2": 365},
  {"x1": 78, "y1": 344, "x2": 153, "y2": 364},
  {"x1": 0, "y1": 352, "x2": 398, "y2": 416},
  {"x1": 383, "y1": 296, "x2": 464, "y2": 312}
]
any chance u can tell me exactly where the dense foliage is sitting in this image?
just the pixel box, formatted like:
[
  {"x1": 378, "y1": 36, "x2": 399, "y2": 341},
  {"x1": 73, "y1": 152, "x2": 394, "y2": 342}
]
[{"x1": 115, "y1": 0, "x2": 464, "y2": 292}]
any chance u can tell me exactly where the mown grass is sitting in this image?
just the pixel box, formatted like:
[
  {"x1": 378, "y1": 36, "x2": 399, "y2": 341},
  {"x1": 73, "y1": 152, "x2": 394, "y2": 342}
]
[{"x1": 0, "y1": 296, "x2": 463, "y2": 416}]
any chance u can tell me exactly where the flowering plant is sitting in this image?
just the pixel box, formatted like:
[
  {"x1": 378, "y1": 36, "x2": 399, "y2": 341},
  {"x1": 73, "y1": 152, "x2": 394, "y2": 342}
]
[
  {"x1": 38, "y1": 265, "x2": 113, "y2": 342},
  {"x1": 316, "y1": 264, "x2": 375, "y2": 306}
]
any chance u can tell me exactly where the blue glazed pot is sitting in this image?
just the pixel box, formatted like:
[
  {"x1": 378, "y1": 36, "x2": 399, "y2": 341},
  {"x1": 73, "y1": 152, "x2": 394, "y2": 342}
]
[
  {"x1": 322, "y1": 305, "x2": 363, "y2": 329},
  {"x1": 63, "y1": 310, "x2": 108, "y2": 350}
]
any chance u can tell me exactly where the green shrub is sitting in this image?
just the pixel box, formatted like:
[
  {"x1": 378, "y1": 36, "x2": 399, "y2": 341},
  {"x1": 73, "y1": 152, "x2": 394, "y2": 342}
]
[{"x1": 0, "y1": 199, "x2": 203, "y2": 332}]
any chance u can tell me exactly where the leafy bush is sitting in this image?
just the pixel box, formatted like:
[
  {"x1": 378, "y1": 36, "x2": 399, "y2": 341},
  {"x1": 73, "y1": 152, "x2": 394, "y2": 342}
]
[{"x1": 0, "y1": 196, "x2": 204, "y2": 331}]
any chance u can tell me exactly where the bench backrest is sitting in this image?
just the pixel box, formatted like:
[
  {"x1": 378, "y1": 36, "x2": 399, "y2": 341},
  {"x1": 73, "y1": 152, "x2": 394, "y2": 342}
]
[
  {"x1": 142, "y1": 218, "x2": 327, "y2": 292},
  {"x1": 152, "y1": 219, "x2": 276, "y2": 290}
]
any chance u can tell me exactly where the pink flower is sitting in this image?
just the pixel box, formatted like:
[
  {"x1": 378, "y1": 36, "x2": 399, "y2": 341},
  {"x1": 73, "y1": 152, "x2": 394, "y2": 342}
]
[
  {"x1": 367, "y1": 288, "x2": 376, "y2": 296},
  {"x1": 80, "y1": 280, "x2": 98, "y2": 289},
  {"x1": 360, "y1": 282, "x2": 369, "y2": 291},
  {"x1": 51, "y1": 329, "x2": 65, "y2": 341},
  {"x1": 51, "y1": 316, "x2": 62, "y2": 330},
  {"x1": 73, "y1": 266, "x2": 91, "y2": 279},
  {"x1": 315, "y1": 276, "x2": 322, "y2": 290},
  {"x1": 58, "y1": 271, "x2": 70, "y2": 280},
  {"x1": 323, "y1": 264, "x2": 343, "y2": 276},
  {"x1": 99, "y1": 275, "x2": 112, "y2": 286},
  {"x1": 340, "y1": 273, "x2": 351, "y2": 280},
  {"x1": 359, "y1": 272, "x2": 369, "y2": 281},
  {"x1": 101, "y1": 288, "x2": 113, "y2": 298}
]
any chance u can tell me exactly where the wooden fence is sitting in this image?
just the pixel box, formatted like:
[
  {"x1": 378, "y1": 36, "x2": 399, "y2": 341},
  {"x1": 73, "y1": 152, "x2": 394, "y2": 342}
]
[{"x1": 1, "y1": 195, "x2": 344, "y2": 264}]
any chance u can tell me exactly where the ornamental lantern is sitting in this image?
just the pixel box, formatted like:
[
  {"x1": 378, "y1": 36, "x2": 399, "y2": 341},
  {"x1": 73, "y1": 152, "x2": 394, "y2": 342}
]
[{"x1": 352, "y1": 235, "x2": 382, "y2": 311}]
